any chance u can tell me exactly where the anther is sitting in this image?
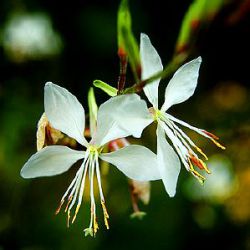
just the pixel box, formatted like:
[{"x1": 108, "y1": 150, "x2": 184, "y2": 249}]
[
  {"x1": 101, "y1": 201, "x2": 110, "y2": 229},
  {"x1": 55, "y1": 199, "x2": 65, "y2": 215},
  {"x1": 72, "y1": 204, "x2": 81, "y2": 224}
]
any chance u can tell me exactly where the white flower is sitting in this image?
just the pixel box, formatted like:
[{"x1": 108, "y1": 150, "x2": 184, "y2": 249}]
[
  {"x1": 21, "y1": 82, "x2": 160, "y2": 236},
  {"x1": 140, "y1": 33, "x2": 225, "y2": 197}
]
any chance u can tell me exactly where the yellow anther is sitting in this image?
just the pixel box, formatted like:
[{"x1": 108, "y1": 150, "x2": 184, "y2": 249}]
[
  {"x1": 64, "y1": 196, "x2": 73, "y2": 212},
  {"x1": 195, "y1": 146, "x2": 208, "y2": 161},
  {"x1": 93, "y1": 215, "x2": 99, "y2": 235},
  {"x1": 101, "y1": 201, "x2": 110, "y2": 229},
  {"x1": 55, "y1": 199, "x2": 64, "y2": 215},
  {"x1": 199, "y1": 159, "x2": 211, "y2": 174},
  {"x1": 101, "y1": 201, "x2": 109, "y2": 218},
  {"x1": 72, "y1": 204, "x2": 80, "y2": 224},
  {"x1": 188, "y1": 159, "x2": 206, "y2": 183},
  {"x1": 67, "y1": 210, "x2": 71, "y2": 228},
  {"x1": 192, "y1": 170, "x2": 206, "y2": 182},
  {"x1": 211, "y1": 139, "x2": 226, "y2": 150}
]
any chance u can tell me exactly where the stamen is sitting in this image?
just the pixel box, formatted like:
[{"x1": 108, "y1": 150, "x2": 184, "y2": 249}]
[
  {"x1": 95, "y1": 153, "x2": 110, "y2": 229},
  {"x1": 72, "y1": 156, "x2": 90, "y2": 224},
  {"x1": 210, "y1": 138, "x2": 226, "y2": 150},
  {"x1": 188, "y1": 159, "x2": 206, "y2": 184},
  {"x1": 101, "y1": 201, "x2": 110, "y2": 229},
  {"x1": 202, "y1": 130, "x2": 219, "y2": 140},
  {"x1": 71, "y1": 204, "x2": 80, "y2": 224},
  {"x1": 166, "y1": 114, "x2": 226, "y2": 150},
  {"x1": 189, "y1": 153, "x2": 211, "y2": 174},
  {"x1": 55, "y1": 199, "x2": 64, "y2": 215},
  {"x1": 67, "y1": 210, "x2": 71, "y2": 228},
  {"x1": 93, "y1": 213, "x2": 99, "y2": 234},
  {"x1": 166, "y1": 116, "x2": 209, "y2": 160},
  {"x1": 195, "y1": 146, "x2": 208, "y2": 161},
  {"x1": 65, "y1": 170, "x2": 83, "y2": 213},
  {"x1": 64, "y1": 195, "x2": 73, "y2": 212},
  {"x1": 55, "y1": 150, "x2": 91, "y2": 230},
  {"x1": 88, "y1": 153, "x2": 98, "y2": 236},
  {"x1": 201, "y1": 130, "x2": 225, "y2": 149},
  {"x1": 161, "y1": 121, "x2": 190, "y2": 170},
  {"x1": 55, "y1": 146, "x2": 111, "y2": 235},
  {"x1": 67, "y1": 152, "x2": 91, "y2": 217},
  {"x1": 55, "y1": 166, "x2": 82, "y2": 214}
]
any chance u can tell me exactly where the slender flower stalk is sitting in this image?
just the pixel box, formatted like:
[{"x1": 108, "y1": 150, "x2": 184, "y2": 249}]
[
  {"x1": 139, "y1": 33, "x2": 225, "y2": 196},
  {"x1": 21, "y1": 82, "x2": 160, "y2": 236}
]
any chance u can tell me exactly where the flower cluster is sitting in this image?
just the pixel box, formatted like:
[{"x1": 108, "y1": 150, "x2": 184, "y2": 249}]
[{"x1": 21, "y1": 34, "x2": 224, "y2": 236}]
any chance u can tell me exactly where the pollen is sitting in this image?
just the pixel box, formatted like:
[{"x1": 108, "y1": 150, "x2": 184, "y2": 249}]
[
  {"x1": 211, "y1": 138, "x2": 226, "y2": 150},
  {"x1": 202, "y1": 130, "x2": 226, "y2": 150},
  {"x1": 67, "y1": 210, "x2": 71, "y2": 228},
  {"x1": 188, "y1": 159, "x2": 206, "y2": 184},
  {"x1": 101, "y1": 200, "x2": 110, "y2": 229},
  {"x1": 64, "y1": 195, "x2": 73, "y2": 212},
  {"x1": 93, "y1": 215, "x2": 99, "y2": 234},
  {"x1": 189, "y1": 154, "x2": 211, "y2": 174},
  {"x1": 72, "y1": 204, "x2": 80, "y2": 224},
  {"x1": 203, "y1": 130, "x2": 219, "y2": 140},
  {"x1": 55, "y1": 199, "x2": 64, "y2": 215},
  {"x1": 195, "y1": 146, "x2": 208, "y2": 160}
]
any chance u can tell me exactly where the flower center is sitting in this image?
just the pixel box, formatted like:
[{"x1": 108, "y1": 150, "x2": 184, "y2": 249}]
[
  {"x1": 149, "y1": 107, "x2": 163, "y2": 122},
  {"x1": 89, "y1": 145, "x2": 98, "y2": 154}
]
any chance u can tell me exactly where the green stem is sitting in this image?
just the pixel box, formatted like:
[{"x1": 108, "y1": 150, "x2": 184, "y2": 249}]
[
  {"x1": 117, "y1": 53, "x2": 128, "y2": 94},
  {"x1": 122, "y1": 53, "x2": 188, "y2": 94}
]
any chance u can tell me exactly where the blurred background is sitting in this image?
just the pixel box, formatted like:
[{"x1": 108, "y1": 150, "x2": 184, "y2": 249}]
[{"x1": 0, "y1": 0, "x2": 250, "y2": 249}]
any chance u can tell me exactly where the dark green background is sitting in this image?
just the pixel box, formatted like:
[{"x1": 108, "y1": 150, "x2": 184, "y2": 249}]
[{"x1": 0, "y1": 0, "x2": 250, "y2": 249}]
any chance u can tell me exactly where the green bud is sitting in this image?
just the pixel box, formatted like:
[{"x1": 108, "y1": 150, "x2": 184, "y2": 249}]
[
  {"x1": 175, "y1": 0, "x2": 224, "y2": 54},
  {"x1": 93, "y1": 80, "x2": 118, "y2": 97},
  {"x1": 117, "y1": 0, "x2": 141, "y2": 81},
  {"x1": 88, "y1": 87, "x2": 98, "y2": 135}
]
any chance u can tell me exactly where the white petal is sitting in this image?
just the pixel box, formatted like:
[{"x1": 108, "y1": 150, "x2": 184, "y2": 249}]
[
  {"x1": 157, "y1": 124, "x2": 181, "y2": 197},
  {"x1": 140, "y1": 33, "x2": 163, "y2": 108},
  {"x1": 161, "y1": 57, "x2": 202, "y2": 112},
  {"x1": 100, "y1": 145, "x2": 160, "y2": 181},
  {"x1": 20, "y1": 146, "x2": 85, "y2": 178},
  {"x1": 93, "y1": 94, "x2": 153, "y2": 146},
  {"x1": 44, "y1": 82, "x2": 88, "y2": 147}
]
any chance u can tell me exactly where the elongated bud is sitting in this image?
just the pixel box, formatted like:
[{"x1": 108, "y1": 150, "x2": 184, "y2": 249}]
[
  {"x1": 175, "y1": 0, "x2": 224, "y2": 54},
  {"x1": 117, "y1": 0, "x2": 141, "y2": 81},
  {"x1": 88, "y1": 88, "x2": 98, "y2": 136},
  {"x1": 93, "y1": 80, "x2": 117, "y2": 97}
]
